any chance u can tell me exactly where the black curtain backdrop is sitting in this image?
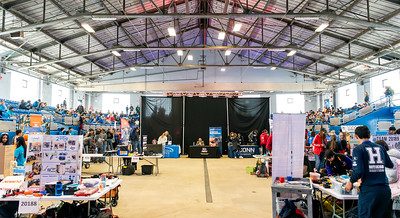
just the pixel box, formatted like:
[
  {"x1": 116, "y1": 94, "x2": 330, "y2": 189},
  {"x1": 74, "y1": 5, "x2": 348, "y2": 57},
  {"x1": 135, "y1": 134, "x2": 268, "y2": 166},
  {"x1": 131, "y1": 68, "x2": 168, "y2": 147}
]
[
  {"x1": 141, "y1": 97, "x2": 183, "y2": 146},
  {"x1": 184, "y1": 97, "x2": 228, "y2": 154},
  {"x1": 228, "y1": 98, "x2": 270, "y2": 144}
]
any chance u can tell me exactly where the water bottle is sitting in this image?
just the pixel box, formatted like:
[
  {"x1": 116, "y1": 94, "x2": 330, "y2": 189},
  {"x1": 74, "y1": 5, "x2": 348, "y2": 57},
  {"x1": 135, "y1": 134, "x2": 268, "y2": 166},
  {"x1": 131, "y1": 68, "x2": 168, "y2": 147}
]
[{"x1": 55, "y1": 182, "x2": 63, "y2": 196}]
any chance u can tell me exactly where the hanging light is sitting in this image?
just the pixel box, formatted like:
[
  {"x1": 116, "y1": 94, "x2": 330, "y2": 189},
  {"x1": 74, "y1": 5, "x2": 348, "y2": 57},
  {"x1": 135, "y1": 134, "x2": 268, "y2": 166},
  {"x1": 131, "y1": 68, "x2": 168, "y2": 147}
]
[
  {"x1": 218, "y1": 32, "x2": 226, "y2": 40},
  {"x1": 233, "y1": 23, "x2": 242, "y2": 32},
  {"x1": 81, "y1": 23, "x2": 95, "y2": 33},
  {"x1": 188, "y1": 54, "x2": 193, "y2": 60},
  {"x1": 225, "y1": 50, "x2": 231, "y2": 56},
  {"x1": 130, "y1": 67, "x2": 137, "y2": 71},
  {"x1": 177, "y1": 50, "x2": 183, "y2": 56},
  {"x1": 315, "y1": 23, "x2": 329, "y2": 32},
  {"x1": 111, "y1": 51, "x2": 121, "y2": 57},
  {"x1": 287, "y1": 50, "x2": 297, "y2": 57},
  {"x1": 167, "y1": 27, "x2": 176, "y2": 36},
  {"x1": 220, "y1": 68, "x2": 226, "y2": 72}
]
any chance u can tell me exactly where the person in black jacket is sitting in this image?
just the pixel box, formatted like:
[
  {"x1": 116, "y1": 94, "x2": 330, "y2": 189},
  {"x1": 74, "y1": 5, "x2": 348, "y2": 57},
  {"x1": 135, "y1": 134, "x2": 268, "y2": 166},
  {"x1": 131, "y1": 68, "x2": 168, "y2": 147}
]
[{"x1": 345, "y1": 126, "x2": 393, "y2": 218}]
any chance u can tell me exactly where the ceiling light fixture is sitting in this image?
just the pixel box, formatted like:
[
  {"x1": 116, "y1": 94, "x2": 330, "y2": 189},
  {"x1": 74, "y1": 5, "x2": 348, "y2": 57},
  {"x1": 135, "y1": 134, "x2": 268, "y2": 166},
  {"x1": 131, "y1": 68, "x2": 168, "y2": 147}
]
[
  {"x1": 123, "y1": 49, "x2": 141, "y2": 52},
  {"x1": 130, "y1": 67, "x2": 137, "y2": 71},
  {"x1": 168, "y1": 27, "x2": 176, "y2": 36},
  {"x1": 91, "y1": 17, "x2": 117, "y2": 21},
  {"x1": 225, "y1": 50, "x2": 231, "y2": 56},
  {"x1": 268, "y1": 48, "x2": 287, "y2": 52},
  {"x1": 141, "y1": 66, "x2": 154, "y2": 70},
  {"x1": 271, "y1": 66, "x2": 277, "y2": 70},
  {"x1": 177, "y1": 50, "x2": 183, "y2": 56},
  {"x1": 81, "y1": 23, "x2": 95, "y2": 33},
  {"x1": 111, "y1": 51, "x2": 121, "y2": 57},
  {"x1": 233, "y1": 23, "x2": 242, "y2": 32},
  {"x1": 220, "y1": 68, "x2": 226, "y2": 72},
  {"x1": 287, "y1": 50, "x2": 297, "y2": 57},
  {"x1": 188, "y1": 54, "x2": 193, "y2": 60},
  {"x1": 315, "y1": 23, "x2": 329, "y2": 32},
  {"x1": 253, "y1": 66, "x2": 268, "y2": 69},
  {"x1": 294, "y1": 17, "x2": 320, "y2": 21},
  {"x1": 218, "y1": 32, "x2": 226, "y2": 40}
]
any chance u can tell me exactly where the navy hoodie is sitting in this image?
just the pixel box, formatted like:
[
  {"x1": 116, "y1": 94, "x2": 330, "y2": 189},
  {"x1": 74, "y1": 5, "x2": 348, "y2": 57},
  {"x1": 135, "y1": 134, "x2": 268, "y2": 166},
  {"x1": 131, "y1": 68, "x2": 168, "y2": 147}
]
[{"x1": 350, "y1": 141, "x2": 393, "y2": 191}]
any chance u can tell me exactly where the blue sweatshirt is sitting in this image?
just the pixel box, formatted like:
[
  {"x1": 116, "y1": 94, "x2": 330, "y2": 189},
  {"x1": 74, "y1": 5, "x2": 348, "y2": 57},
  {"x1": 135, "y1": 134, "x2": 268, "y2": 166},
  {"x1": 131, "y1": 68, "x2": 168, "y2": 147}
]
[{"x1": 350, "y1": 141, "x2": 393, "y2": 190}]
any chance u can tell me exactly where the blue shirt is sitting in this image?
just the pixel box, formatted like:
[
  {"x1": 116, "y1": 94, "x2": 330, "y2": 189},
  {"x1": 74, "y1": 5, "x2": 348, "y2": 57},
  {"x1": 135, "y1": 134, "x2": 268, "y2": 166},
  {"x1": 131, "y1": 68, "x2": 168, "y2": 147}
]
[
  {"x1": 14, "y1": 146, "x2": 26, "y2": 166},
  {"x1": 350, "y1": 141, "x2": 393, "y2": 190}
]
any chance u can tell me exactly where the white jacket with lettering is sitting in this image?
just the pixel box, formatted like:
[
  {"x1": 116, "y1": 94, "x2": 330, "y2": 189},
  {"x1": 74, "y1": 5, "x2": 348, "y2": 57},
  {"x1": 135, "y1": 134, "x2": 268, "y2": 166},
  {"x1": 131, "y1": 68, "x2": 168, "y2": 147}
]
[{"x1": 386, "y1": 149, "x2": 400, "y2": 183}]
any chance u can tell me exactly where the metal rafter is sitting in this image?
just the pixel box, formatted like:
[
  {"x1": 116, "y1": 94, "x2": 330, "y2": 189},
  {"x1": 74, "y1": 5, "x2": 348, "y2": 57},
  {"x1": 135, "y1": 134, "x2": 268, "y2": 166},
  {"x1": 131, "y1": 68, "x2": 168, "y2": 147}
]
[
  {"x1": 275, "y1": 0, "x2": 371, "y2": 68},
  {"x1": 314, "y1": 7, "x2": 400, "y2": 76}
]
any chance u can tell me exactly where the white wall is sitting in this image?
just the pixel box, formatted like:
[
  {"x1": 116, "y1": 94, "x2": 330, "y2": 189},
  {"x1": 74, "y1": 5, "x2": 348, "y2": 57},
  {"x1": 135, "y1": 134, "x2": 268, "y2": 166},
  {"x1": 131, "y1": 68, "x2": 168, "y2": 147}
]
[
  {"x1": 41, "y1": 82, "x2": 52, "y2": 104},
  {"x1": 304, "y1": 94, "x2": 318, "y2": 112},
  {"x1": 276, "y1": 93, "x2": 305, "y2": 113},
  {"x1": 337, "y1": 83, "x2": 358, "y2": 108},
  {"x1": 0, "y1": 72, "x2": 11, "y2": 99},
  {"x1": 370, "y1": 69, "x2": 400, "y2": 101}
]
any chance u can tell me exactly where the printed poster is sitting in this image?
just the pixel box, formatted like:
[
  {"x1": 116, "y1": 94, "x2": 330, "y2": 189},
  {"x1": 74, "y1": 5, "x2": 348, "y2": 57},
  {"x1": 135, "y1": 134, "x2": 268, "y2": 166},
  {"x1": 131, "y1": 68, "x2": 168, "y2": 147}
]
[
  {"x1": 26, "y1": 135, "x2": 83, "y2": 190},
  {"x1": 372, "y1": 134, "x2": 400, "y2": 150},
  {"x1": 209, "y1": 127, "x2": 222, "y2": 154}
]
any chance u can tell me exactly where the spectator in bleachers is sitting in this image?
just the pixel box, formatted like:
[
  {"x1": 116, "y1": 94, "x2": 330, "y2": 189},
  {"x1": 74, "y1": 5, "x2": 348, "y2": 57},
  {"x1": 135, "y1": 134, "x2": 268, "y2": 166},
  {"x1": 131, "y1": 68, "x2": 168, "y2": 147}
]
[
  {"x1": 63, "y1": 98, "x2": 67, "y2": 109},
  {"x1": 385, "y1": 86, "x2": 394, "y2": 106},
  {"x1": 389, "y1": 126, "x2": 397, "y2": 135},
  {"x1": 0, "y1": 100, "x2": 7, "y2": 113},
  {"x1": 364, "y1": 92, "x2": 370, "y2": 105},
  {"x1": 19, "y1": 100, "x2": 27, "y2": 110},
  {"x1": 32, "y1": 99, "x2": 40, "y2": 110},
  {"x1": 83, "y1": 128, "x2": 95, "y2": 153},
  {"x1": 76, "y1": 104, "x2": 84, "y2": 115}
]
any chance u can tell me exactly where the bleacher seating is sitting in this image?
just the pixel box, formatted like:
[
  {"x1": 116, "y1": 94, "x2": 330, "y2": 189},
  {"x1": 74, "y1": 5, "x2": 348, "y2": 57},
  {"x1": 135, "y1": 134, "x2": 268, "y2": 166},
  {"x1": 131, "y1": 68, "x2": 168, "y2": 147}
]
[{"x1": 358, "y1": 105, "x2": 373, "y2": 116}]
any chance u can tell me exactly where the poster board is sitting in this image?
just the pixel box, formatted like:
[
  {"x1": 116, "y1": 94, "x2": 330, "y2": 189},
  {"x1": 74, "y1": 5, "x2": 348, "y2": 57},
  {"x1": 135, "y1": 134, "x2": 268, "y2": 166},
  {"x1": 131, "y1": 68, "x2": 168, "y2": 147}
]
[
  {"x1": 372, "y1": 134, "x2": 400, "y2": 150},
  {"x1": 209, "y1": 127, "x2": 222, "y2": 154},
  {"x1": 25, "y1": 135, "x2": 83, "y2": 190},
  {"x1": 272, "y1": 114, "x2": 306, "y2": 179},
  {"x1": 0, "y1": 145, "x2": 16, "y2": 176},
  {"x1": 29, "y1": 115, "x2": 43, "y2": 127}
]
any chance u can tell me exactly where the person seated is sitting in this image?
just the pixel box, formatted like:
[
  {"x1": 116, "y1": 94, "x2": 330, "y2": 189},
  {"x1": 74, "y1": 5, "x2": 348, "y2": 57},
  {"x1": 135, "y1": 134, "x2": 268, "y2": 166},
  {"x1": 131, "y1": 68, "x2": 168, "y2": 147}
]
[
  {"x1": 0, "y1": 100, "x2": 7, "y2": 114},
  {"x1": 196, "y1": 138, "x2": 205, "y2": 146},
  {"x1": 157, "y1": 132, "x2": 168, "y2": 145},
  {"x1": 32, "y1": 99, "x2": 40, "y2": 109},
  {"x1": 324, "y1": 150, "x2": 352, "y2": 176},
  {"x1": 19, "y1": 100, "x2": 28, "y2": 110},
  {"x1": 151, "y1": 138, "x2": 158, "y2": 144}
]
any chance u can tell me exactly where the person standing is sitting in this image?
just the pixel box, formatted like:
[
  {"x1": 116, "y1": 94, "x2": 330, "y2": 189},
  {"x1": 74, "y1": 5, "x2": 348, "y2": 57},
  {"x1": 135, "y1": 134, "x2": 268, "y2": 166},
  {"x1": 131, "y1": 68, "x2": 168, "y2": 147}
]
[
  {"x1": 345, "y1": 126, "x2": 393, "y2": 218},
  {"x1": 312, "y1": 128, "x2": 327, "y2": 171},
  {"x1": 385, "y1": 86, "x2": 394, "y2": 106},
  {"x1": 14, "y1": 137, "x2": 26, "y2": 166},
  {"x1": 259, "y1": 129, "x2": 269, "y2": 155},
  {"x1": 364, "y1": 91, "x2": 370, "y2": 105}
]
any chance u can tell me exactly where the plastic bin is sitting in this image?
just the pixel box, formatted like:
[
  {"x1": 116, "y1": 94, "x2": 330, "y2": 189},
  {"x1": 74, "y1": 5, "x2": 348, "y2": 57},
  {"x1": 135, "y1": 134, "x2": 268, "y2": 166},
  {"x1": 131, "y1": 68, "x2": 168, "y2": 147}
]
[{"x1": 163, "y1": 145, "x2": 180, "y2": 158}]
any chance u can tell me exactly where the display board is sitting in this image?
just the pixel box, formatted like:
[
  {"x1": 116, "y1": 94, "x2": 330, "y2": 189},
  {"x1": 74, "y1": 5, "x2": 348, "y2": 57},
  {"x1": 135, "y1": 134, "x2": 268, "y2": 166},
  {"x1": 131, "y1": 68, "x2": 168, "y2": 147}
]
[
  {"x1": 25, "y1": 135, "x2": 83, "y2": 190},
  {"x1": 372, "y1": 134, "x2": 400, "y2": 150},
  {"x1": 209, "y1": 127, "x2": 222, "y2": 155},
  {"x1": 272, "y1": 114, "x2": 306, "y2": 179}
]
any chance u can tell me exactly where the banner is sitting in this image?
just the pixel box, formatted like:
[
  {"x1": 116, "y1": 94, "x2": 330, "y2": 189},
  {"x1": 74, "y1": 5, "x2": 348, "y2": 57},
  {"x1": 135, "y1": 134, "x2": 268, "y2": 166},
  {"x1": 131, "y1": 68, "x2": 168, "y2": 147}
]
[
  {"x1": 25, "y1": 135, "x2": 83, "y2": 190},
  {"x1": 372, "y1": 134, "x2": 400, "y2": 150},
  {"x1": 209, "y1": 127, "x2": 222, "y2": 154},
  {"x1": 29, "y1": 115, "x2": 42, "y2": 127},
  {"x1": 272, "y1": 114, "x2": 306, "y2": 179}
]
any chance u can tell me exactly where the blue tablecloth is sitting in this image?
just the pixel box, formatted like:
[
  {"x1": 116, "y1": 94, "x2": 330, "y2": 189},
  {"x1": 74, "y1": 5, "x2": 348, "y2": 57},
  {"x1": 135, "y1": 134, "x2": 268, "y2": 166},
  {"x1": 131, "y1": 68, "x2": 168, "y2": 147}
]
[
  {"x1": 228, "y1": 145, "x2": 259, "y2": 158},
  {"x1": 163, "y1": 145, "x2": 180, "y2": 158}
]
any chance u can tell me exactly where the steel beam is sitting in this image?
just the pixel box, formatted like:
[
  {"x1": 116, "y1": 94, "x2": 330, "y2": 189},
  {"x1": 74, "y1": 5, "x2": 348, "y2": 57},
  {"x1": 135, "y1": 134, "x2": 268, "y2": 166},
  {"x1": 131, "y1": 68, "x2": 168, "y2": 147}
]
[{"x1": 1, "y1": 11, "x2": 400, "y2": 37}]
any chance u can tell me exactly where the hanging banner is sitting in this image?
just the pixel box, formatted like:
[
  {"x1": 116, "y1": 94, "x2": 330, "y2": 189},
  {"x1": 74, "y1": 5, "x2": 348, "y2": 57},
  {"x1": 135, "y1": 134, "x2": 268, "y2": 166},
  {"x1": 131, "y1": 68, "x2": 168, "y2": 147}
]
[{"x1": 372, "y1": 134, "x2": 400, "y2": 150}]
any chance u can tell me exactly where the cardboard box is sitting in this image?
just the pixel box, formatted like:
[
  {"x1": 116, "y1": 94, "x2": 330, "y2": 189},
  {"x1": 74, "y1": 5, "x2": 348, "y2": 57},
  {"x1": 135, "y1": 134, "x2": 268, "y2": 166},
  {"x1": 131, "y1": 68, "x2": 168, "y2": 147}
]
[{"x1": 0, "y1": 145, "x2": 16, "y2": 176}]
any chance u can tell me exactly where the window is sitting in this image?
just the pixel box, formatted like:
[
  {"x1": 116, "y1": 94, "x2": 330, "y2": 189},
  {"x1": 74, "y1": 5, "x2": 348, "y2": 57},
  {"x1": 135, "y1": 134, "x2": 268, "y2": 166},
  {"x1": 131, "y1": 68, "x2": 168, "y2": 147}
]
[
  {"x1": 276, "y1": 94, "x2": 305, "y2": 113},
  {"x1": 370, "y1": 69, "x2": 400, "y2": 101},
  {"x1": 337, "y1": 83, "x2": 357, "y2": 108},
  {"x1": 102, "y1": 93, "x2": 130, "y2": 113},
  {"x1": 51, "y1": 84, "x2": 70, "y2": 107},
  {"x1": 10, "y1": 71, "x2": 39, "y2": 101}
]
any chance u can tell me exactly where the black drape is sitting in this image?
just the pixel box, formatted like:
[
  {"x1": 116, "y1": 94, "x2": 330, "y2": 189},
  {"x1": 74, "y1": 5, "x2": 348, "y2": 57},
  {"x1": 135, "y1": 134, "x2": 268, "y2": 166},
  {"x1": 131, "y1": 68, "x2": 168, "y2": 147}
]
[
  {"x1": 228, "y1": 98, "x2": 270, "y2": 144},
  {"x1": 141, "y1": 97, "x2": 183, "y2": 146},
  {"x1": 184, "y1": 97, "x2": 227, "y2": 154}
]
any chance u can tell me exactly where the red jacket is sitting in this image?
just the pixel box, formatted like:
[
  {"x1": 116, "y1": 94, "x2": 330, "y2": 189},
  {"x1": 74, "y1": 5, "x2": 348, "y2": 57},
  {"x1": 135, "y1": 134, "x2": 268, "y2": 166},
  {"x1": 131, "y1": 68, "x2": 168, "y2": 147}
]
[
  {"x1": 260, "y1": 132, "x2": 269, "y2": 146},
  {"x1": 312, "y1": 134, "x2": 326, "y2": 155},
  {"x1": 266, "y1": 134, "x2": 273, "y2": 152}
]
